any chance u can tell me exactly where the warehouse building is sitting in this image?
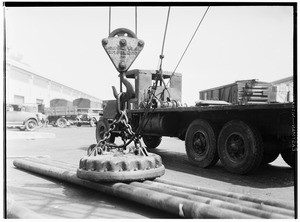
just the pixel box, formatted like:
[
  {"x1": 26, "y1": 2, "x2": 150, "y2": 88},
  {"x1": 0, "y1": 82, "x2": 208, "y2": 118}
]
[
  {"x1": 271, "y1": 76, "x2": 293, "y2": 103},
  {"x1": 6, "y1": 59, "x2": 102, "y2": 111}
]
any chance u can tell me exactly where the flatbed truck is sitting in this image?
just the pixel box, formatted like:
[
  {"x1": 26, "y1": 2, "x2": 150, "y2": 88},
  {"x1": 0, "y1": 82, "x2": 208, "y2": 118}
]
[{"x1": 97, "y1": 69, "x2": 294, "y2": 174}]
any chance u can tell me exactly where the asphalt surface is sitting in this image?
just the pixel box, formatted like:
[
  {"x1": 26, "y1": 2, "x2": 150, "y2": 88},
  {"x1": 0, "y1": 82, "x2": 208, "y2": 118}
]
[{"x1": 5, "y1": 126, "x2": 296, "y2": 218}]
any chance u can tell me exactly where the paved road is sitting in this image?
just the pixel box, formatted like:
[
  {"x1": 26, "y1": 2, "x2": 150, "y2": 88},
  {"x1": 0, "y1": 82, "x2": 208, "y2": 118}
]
[{"x1": 5, "y1": 126, "x2": 295, "y2": 218}]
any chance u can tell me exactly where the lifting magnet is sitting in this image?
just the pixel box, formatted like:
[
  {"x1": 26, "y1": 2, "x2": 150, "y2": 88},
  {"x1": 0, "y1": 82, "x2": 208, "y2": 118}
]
[{"x1": 77, "y1": 149, "x2": 165, "y2": 182}]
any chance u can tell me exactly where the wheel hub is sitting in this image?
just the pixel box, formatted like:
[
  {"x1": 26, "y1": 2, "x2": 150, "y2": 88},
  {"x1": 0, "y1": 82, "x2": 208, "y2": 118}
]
[
  {"x1": 28, "y1": 122, "x2": 35, "y2": 128},
  {"x1": 192, "y1": 132, "x2": 207, "y2": 156},
  {"x1": 226, "y1": 134, "x2": 245, "y2": 161}
]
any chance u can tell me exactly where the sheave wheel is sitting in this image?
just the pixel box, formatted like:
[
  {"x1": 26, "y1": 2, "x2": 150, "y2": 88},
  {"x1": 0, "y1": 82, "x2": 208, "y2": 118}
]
[
  {"x1": 281, "y1": 149, "x2": 295, "y2": 168},
  {"x1": 25, "y1": 119, "x2": 38, "y2": 131},
  {"x1": 57, "y1": 118, "x2": 67, "y2": 128},
  {"x1": 218, "y1": 120, "x2": 263, "y2": 174},
  {"x1": 185, "y1": 119, "x2": 219, "y2": 168},
  {"x1": 96, "y1": 118, "x2": 115, "y2": 143},
  {"x1": 142, "y1": 135, "x2": 162, "y2": 149}
]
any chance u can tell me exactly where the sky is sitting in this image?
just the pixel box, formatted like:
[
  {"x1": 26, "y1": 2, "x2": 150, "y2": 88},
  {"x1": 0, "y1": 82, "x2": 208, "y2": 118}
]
[{"x1": 5, "y1": 4, "x2": 294, "y2": 105}]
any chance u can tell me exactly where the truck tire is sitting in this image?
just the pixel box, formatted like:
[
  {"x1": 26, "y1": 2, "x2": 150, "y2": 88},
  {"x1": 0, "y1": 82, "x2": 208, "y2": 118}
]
[
  {"x1": 96, "y1": 118, "x2": 115, "y2": 143},
  {"x1": 185, "y1": 119, "x2": 219, "y2": 168},
  {"x1": 281, "y1": 149, "x2": 295, "y2": 168},
  {"x1": 218, "y1": 120, "x2": 263, "y2": 174},
  {"x1": 25, "y1": 119, "x2": 38, "y2": 131},
  {"x1": 142, "y1": 135, "x2": 162, "y2": 149},
  {"x1": 56, "y1": 118, "x2": 67, "y2": 128}
]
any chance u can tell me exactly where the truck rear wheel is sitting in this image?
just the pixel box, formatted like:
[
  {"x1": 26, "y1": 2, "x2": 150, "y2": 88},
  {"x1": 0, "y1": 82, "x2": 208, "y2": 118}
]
[
  {"x1": 142, "y1": 135, "x2": 162, "y2": 149},
  {"x1": 96, "y1": 118, "x2": 115, "y2": 143},
  {"x1": 57, "y1": 118, "x2": 67, "y2": 128},
  {"x1": 185, "y1": 119, "x2": 219, "y2": 168},
  {"x1": 218, "y1": 120, "x2": 263, "y2": 174},
  {"x1": 281, "y1": 149, "x2": 295, "y2": 168}
]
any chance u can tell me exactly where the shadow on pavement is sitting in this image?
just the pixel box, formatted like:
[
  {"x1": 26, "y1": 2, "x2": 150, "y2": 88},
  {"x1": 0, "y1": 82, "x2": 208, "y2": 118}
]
[
  {"x1": 150, "y1": 149, "x2": 294, "y2": 189},
  {"x1": 9, "y1": 168, "x2": 177, "y2": 219}
]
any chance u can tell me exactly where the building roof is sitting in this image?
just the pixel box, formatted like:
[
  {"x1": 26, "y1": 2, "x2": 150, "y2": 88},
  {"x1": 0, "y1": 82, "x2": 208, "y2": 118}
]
[
  {"x1": 6, "y1": 59, "x2": 102, "y2": 102},
  {"x1": 271, "y1": 76, "x2": 293, "y2": 85}
]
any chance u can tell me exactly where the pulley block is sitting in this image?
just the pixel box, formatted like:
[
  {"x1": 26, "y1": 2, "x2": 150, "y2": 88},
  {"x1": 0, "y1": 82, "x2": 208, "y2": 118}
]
[
  {"x1": 77, "y1": 148, "x2": 165, "y2": 182},
  {"x1": 102, "y1": 28, "x2": 144, "y2": 72}
]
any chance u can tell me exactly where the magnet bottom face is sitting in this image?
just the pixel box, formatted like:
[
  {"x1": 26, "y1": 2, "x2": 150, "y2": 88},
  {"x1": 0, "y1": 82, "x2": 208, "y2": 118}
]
[{"x1": 77, "y1": 152, "x2": 165, "y2": 182}]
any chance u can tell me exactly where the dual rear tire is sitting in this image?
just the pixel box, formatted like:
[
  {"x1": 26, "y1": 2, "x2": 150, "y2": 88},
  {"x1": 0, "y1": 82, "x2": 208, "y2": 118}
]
[
  {"x1": 185, "y1": 119, "x2": 265, "y2": 174},
  {"x1": 185, "y1": 119, "x2": 219, "y2": 168},
  {"x1": 217, "y1": 120, "x2": 263, "y2": 174}
]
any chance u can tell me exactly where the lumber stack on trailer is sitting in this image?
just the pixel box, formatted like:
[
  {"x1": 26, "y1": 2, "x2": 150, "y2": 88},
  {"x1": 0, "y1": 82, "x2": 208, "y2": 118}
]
[
  {"x1": 12, "y1": 157, "x2": 294, "y2": 219},
  {"x1": 199, "y1": 79, "x2": 273, "y2": 105}
]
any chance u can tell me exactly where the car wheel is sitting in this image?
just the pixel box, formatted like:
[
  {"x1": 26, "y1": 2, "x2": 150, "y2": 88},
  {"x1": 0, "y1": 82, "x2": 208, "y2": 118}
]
[
  {"x1": 185, "y1": 119, "x2": 219, "y2": 168},
  {"x1": 57, "y1": 118, "x2": 68, "y2": 128},
  {"x1": 25, "y1": 119, "x2": 38, "y2": 131},
  {"x1": 90, "y1": 118, "x2": 97, "y2": 127},
  {"x1": 218, "y1": 120, "x2": 263, "y2": 174},
  {"x1": 142, "y1": 135, "x2": 162, "y2": 149}
]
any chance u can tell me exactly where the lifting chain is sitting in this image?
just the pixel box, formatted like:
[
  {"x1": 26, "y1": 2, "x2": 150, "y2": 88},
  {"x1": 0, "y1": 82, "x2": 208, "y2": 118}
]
[{"x1": 87, "y1": 93, "x2": 148, "y2": 157}]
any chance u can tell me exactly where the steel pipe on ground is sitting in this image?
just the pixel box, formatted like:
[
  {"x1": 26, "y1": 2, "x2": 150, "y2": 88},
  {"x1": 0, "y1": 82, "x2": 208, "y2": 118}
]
[
  {"x1": 132, "y1": 181, "x2": 288, "y2": 219},
  {"x1": 155, "y1": 178, "x2": 294, "y2": 211},
  {"x1": 151, "y1": 180, "x2": 294, "y2": 217},
  {"x1": 12, "y1": 157, "x2": 294, "y2": 219}
]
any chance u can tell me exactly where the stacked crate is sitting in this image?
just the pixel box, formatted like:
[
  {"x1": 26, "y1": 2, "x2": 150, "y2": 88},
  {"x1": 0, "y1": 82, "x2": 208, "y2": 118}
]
[
  {"x1": 241, "y1": 80, "x2": 272, "y2": 104},
  {"x1": 199, "y1": 79, "x2": 272, "y2": 105}
]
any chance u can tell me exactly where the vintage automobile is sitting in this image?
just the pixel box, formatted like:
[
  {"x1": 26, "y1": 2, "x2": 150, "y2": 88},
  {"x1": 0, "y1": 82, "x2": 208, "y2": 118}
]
[
  {"x1": 76, "y1": 108, "x2": 103, "y2": 127},
  {"x1": 6, "y1": 104, "x2": 40, "y2": 131}
]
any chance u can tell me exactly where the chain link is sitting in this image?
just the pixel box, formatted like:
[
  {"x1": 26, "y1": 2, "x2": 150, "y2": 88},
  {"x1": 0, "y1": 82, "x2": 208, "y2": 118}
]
[{"x1": 88, "y1": 93, "x2": 147, "y2": 157}]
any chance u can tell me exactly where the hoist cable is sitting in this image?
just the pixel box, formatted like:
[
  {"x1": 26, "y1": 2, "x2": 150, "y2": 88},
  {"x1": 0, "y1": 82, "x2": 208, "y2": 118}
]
[
  {"x1": 108, "y1": 7, "x2": 111, "y2": 35},
  {"x1": 167, "y1": 6, "x2": 210, "y2": 86},
  {"x1": 158, "y1": 6, "x2": 171, "y2": 71},
  {"x1": 160, "y1": 7, "x2": 171, "y2": 59},
  {"x1": 135, "y1": 7, "x2": 138, "y2": 36},
  {"x1": 154, "y1": 6, "x2": 171, "y2": 100}
]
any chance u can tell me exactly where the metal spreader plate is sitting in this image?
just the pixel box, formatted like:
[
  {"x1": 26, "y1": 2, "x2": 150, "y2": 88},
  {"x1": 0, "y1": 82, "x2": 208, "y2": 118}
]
[{"x1": 102, "y1": 34, "x2": 144, "y2": 72}]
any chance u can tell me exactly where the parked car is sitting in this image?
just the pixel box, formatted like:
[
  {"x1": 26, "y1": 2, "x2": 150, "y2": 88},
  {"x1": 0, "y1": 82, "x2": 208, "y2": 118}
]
[
  {"x1": 76, "y1": 108, "x2": 103, "y2": 127},
  {"x1": 6, "y1": 104, "x2": 40, "y2": 131}
]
